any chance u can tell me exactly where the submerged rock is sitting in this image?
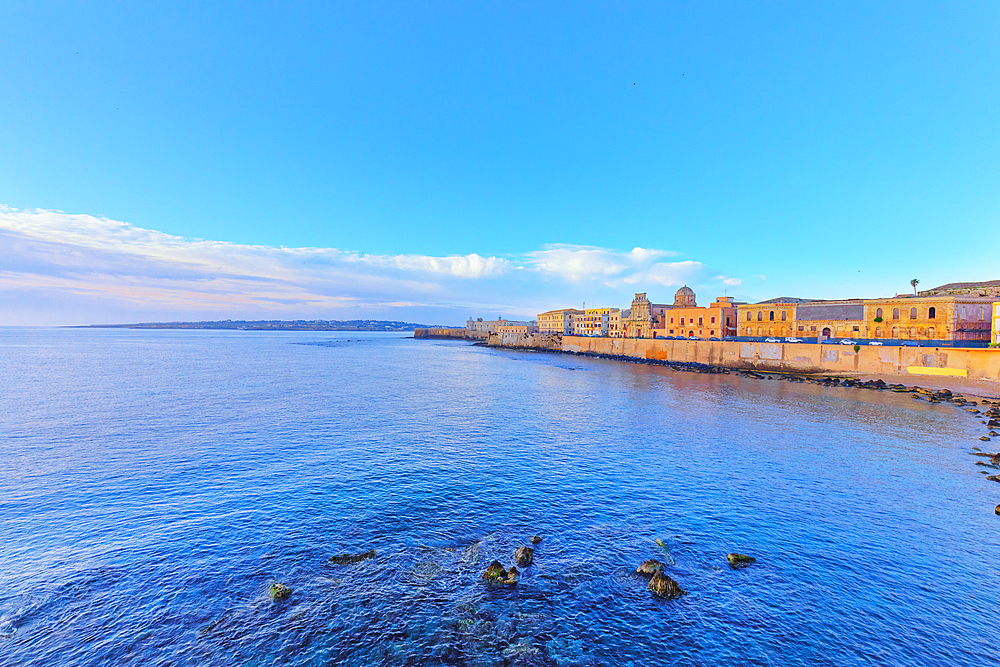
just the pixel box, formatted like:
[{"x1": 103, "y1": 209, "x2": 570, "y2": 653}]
[
  {"x1": 269, "y1": 583, "x2": 292, "y2": 600},
  {"x1": 635, "y1": 559, "x2": 664, "y2": 577},
  {"x1": 727, "y1": 553, "x2": 756, "y2": 568},
  {"x1": 996, "y1": 504, "x2": 1000, "y2": 516},
  {"x1": 981, "y1": 436, "x2": 992, "y2": 442},
  {"x1": 515, "y1": 546, "x2": 534, "y2": 567},
  {"x1": 329, "y1": 549, "x2": 376, "y2": 565},
  {"x1": 991, "y1": 454, "x2": 1000, "y2": 466},
  {"x1": 531, "y1": 535, "x2": 542, "y2": 544},
  {"x1": 482, "y1": 560, "x2": 507, "y2": 582},
  {"x1": 648, "y1": 570, "x2": 684, "y2": 599}
]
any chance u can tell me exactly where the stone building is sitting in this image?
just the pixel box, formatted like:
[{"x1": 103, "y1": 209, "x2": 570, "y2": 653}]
[
  {"x1": 737, "y1": 295, "x2": 995, "y2": 342},
  {"x1": 993, "y1": 302, "x2": 1000, "y2": 346},
  {"x1": 655, "y1": 294, "x2": 738, "y2": 339},
  {"x1": 624, "y1": 293, "x2": 654, "y2": 339},
  {"x1": 537, "y1": 309, "x2": 583, "y2": 335},
  {"x1": 466, "y1": 316, "x2": 536, "y2": 339}
]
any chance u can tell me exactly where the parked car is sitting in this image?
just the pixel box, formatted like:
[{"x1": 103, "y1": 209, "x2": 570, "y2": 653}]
[
  {"x1": 900, "y1": 340, "x2": 919, "y2": 347},
  {"x1": 764, "y1": 337, "x2": 780, "y2": 343},
  {"x1": 839, "y1": 339, "x2": 857, "y2": 345},
  {"x1": 722, "y1": 336, "x2": 738, "y2": 341},
  {"x1": 868, "y1": 341, "x2": 883, "y2": 346},
  {"x1": 784, "y1": 337, "x2": 803, "y2": 343},
  {"x1": 709, "y1": 337, "x2": 721, "y2": 341},
  {"x1": 688, "y1": 336, "x2": 702, "y2": 341}
]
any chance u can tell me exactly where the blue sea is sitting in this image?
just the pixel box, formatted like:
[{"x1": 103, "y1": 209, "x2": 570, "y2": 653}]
[{"x1": 1, "y1": 328, "x2": 999, "y2": 666}]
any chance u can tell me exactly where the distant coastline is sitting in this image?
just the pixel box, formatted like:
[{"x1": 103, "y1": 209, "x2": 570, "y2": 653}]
[{"x1": 73, "y1": 319, "x2": 439, "y2": 332}]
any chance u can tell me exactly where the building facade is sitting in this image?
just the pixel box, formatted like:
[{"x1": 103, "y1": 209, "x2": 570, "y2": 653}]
[
  {"x1": 467, "y1": 317, "x2": 536, "y2": 336},
  {"x1": 574, "y1": 307, "x2": 619, "y2": 337},
  {"x1": 993, "y1": 302, "x2": 1000, "y2": 346},
  {"x1": 656, "y1": 295, "x2": 738, "y2": 339},
  {"x1": 624, "y1": 293, "x2": 654, "y2": 339},
  {"x1": 537, "y1": 309, "x2": 583, "y2": 335},
  {"x1": 737, "y1": 296, "x2": 995, "y2": 342}
]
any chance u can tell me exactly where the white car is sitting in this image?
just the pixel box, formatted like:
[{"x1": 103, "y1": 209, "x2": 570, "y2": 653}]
[
  {"x1": 764, "y1": 337, "x2": 780, "y2": 343},
  {"x1": 784, "y1": 337, "x2": 803, "y2": 343},
  {"x1": 868, "y1": 341, "x2": 883, "y2": 346},
  {"x1": 839, "y1": 339, "x2": 857, "y2": 345}
]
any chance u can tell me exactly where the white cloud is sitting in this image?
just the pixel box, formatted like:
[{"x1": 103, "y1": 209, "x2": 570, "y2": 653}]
[
  {"x1": 714, "y1": 275, "x2": 743, "y2": 286},
  {"x1": 0, "y1": 207, "x2": 724, "y2": 325},
  {"x1": 525, "y1": 244, "x2": 678, "y2": 282}
]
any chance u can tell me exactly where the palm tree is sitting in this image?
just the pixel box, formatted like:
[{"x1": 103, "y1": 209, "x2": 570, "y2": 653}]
[{"x1": 910, "y1": 278, "x2": 919, "y2": 296}]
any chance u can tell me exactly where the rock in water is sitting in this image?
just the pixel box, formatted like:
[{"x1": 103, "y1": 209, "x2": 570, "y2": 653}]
[
  {"x1": 727, "y1": 553, "x2": 756, "y2": 569},
  {"x1": 982, "y1": 436, "x2": 992, "y2": 442},
  {"x1": 505, "y1": 566, "x2": 519, "y2": 585},
  {"x1": 329, "y1": 549, "x2": 376, "y2": 565},
  {"x1": 990, "y1": 454, "x2": 1000, "y2": 466},
  {"x1": 269, "y1": 583, "x2": 292, "y2": 600},
  {"x1": 482, "y1": 560, "x2": 507, "y2": 582},
  {"x1": 995, "y1": 504, "x2": 1000, "y2": 516},
  {"x1": 648, "y1": 571, "x2": 684, "y2": 599},
  {"x1": 515, "y1": 546, "x2": 534, "y2": 567},
  {"x1": 635, "y1": 559, "x2": 664, "y2": 577},
  {"x1": 531, "y1": 535, "x2": 542, "y2": 544}
]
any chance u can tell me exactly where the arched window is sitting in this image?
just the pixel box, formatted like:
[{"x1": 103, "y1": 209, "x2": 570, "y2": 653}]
[
  {"x1": 910, "y1": 327, "x2": 917, "y2": 338},
  {"x1": 876, "y1": 308, "x2": 883, "y2": 319},
  {"x1": 928, "y1": 307, "x2": 936, "y2": 319},
  {"x1": 893, "y1": 308, "x2": 899, "y2": 320},
  {"x1": 928, "y1": 327, "x2": 935, "y2": 339},
  {"x1": 781, "y1": 311, "x2": 787, "y2": 321},
  {"x1": 746, "y1": 312, "x2": 751, "y2": 321},
  {"x1": 875, "y1": 326, "x2": 882, "y2": 337},
  {"x1": 757, "y1": 312, "x2": 763, "y2": 321},
  {"x1": 892, "y1": 327, "x2": 898, "y2": 338},
  {"x1": 769, "y1": 311, "x2": 775, "y2": 321},
  {"x1": 910, "y1": 308, "x2": 917, "y2": 319},
  {"x1": 757, "y1": 327, "x2": 762, "y2": 336}
]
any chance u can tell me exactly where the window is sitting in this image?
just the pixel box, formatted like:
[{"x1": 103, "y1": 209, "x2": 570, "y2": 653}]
[
  {"x1": 799, "y1": 326, "x2": 804, "y2": 332},
  {"x1": 810, "y1": 326, "x2": 817, "y2": 332},
  {"x1": 698, "y1": 317, "x2": 703, "y2": 325},
  {"x1": 747, "y1": 312, "x2": 751, "y2": 321},
  {"x1": 910, "y1": 308, "x2": 917, "y2": 319},
  {"x1": 781, "y1": 311, "x2": 787, "y2": 321},
  {"x1": 769, "y1": 311, "x2": 775, "y2": 321},
  {"x1": 757, "y1": 312, "x2": 763, "y2": 321},
  {"x1": 726, "y1": 317, "x2": 730, "y2": 326},
  {"x1": 710, "y1": 330, "x2": 715, "y2": 335},
  {"x1": 680, "y1": 317, "x2": 685, "y2": 325},
  {"x1": 875, "y1": 327, "x2": 882, "y2": 337},
  {"x1": 928, "y1": 327, "x2": 935, "y2": 339},
  {"x1": 711, "y1": 316, "x2": 716, "y2": 324},
  {"x1": 670, "y1": 317, "x2": 674, "y2": 324},
  {"x1": 853, "y1": 326, "x2": 860, "y2": 331},
  {"x1": 893, "y1": 308, "x2": 899, "y2": 319},
  {"x1": 928, "y1": 307, "x2": 936, "y2": 319},
  {"x1": 876, "y1": 308, "x2": 883, "y2": 319}
]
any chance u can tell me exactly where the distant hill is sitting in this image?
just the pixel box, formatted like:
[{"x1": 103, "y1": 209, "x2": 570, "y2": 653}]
[{"x1": 78, "y1": 319, "x2": 441, "y2": 331}]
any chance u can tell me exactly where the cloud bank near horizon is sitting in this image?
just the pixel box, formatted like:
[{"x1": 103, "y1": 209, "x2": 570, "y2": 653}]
[{"x1": 0, "y1": 207, "x2": 736, "y2": 325}]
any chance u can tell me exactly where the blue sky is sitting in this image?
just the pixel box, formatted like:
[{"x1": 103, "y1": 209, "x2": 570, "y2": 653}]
[{"x1": 1, "y1": 2, "x2": 997, "y2": 325}]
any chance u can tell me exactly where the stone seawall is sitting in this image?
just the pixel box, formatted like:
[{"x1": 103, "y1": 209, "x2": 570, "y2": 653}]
[
  {"x1": 559, "y1": 336, "x2": 1000, "y2": 382},
  {"x1": 486, "y1": 331, "x2": 563, "y2": 350},
  {"x1": 413, "y1": 328, "x2": 468, "y2": 340}
]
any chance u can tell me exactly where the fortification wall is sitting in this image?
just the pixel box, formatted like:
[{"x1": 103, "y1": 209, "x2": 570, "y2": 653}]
[
  {"x1": 560, "y1": 336, "x2": 1000, "y2": 381},
  {"x1": 487, "y1": 331, "x2": 563, "y2": 350},
  {"x1": 413, "y1": 328, "x2": 468, "y2": 340}
]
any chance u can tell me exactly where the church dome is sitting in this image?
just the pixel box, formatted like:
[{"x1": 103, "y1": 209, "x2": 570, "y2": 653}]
[{"x1": 674, "y1": 285, "x2": 697, "y2": 307}]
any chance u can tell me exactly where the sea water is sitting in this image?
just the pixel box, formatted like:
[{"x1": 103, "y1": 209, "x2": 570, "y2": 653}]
[{"x1": 1, "y1": 328, "x2": 998, "y2": 666}]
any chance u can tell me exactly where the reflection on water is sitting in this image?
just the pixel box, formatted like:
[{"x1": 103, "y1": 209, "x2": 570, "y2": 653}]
[{"x1": 1, "y1": 329, "x2": 998, "y2": 666}]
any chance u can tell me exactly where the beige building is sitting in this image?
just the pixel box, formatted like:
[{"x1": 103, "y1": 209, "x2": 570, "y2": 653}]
[
  {"x1": 737, "y1": 295, "x2": 995, "y2": 342},
  {"x1": 467, "y1": 317, "x2": 536, "y2": 337},
  {"x1": 993, "y1": 302, "x2": 1000, "y2": 346},
  {"x1": 624, "y1": 293, "x2": 654, "y2": 339},
  {"x1": 537, "y1": 308, "x2": 583, "y2": 335}
]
